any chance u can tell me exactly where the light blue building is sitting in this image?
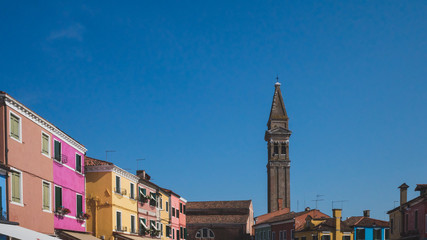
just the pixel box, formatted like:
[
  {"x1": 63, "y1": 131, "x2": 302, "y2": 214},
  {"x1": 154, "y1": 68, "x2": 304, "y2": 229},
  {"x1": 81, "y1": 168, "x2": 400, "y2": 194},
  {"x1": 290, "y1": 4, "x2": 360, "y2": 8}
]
[{"x1": 344, "y1": 211, "x2": 390, "y2": 240}]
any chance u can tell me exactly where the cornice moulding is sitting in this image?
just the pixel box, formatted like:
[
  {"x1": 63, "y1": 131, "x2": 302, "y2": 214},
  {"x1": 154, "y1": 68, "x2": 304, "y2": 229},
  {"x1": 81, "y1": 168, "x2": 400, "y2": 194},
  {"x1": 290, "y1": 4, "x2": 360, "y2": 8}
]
[{"x1": 2, "y1": 94, "x2": 87, "y2": 153}]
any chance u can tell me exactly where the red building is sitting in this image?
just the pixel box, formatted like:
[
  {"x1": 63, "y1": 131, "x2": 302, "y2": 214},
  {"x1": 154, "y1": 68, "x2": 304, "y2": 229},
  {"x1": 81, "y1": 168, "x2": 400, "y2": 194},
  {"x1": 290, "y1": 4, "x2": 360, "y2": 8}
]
[{"x1": 387, "y1": 183, "x2": 427, "y2": 240}]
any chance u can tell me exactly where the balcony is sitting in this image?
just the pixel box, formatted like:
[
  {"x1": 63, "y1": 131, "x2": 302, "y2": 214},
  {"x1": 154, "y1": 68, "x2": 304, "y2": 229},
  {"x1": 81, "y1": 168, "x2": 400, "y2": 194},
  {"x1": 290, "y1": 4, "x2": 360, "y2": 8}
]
[
  {"x1": 115, "y1": 226, "x2": 127, "y2": 232},
  {"x1": 53, "y1": 154, "x2": 68, "y2": 164},
  {"x1": 114, "y1": 187, "x2": 127, "y2": 196}
]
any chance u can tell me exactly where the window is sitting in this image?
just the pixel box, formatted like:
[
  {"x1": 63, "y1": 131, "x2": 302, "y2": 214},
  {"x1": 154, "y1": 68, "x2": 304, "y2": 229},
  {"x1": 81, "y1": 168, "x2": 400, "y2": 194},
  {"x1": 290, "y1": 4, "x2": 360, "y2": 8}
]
[
  {"x1": 415, "y1": 211, "x2": 418, "y2": 230},
  {"x1": 75, "y1": 154, "x2": 82, "y2": 173},
  {"x1": 54, "y1": 140, "x2": 62, "y2": 162},
  {"x1": 180, "y1": 203, "x2": 183, "y2": 213},
  {"x1": 274, "y1": 143, "x2": 279, "y2": 155},
  {"x1": 283, "y1": 230, "x2": 287, "y2": 240},
  {"x1": 55, "y1": 186, "x2": 62, "y2": 211},
  {"x1": 173, "y1": 228, "x2": 175, "y2": 239},
  {"x1": 41, "y1": 133, "x2": 50, "y2": 156},
  {"x1": 385, "y1": 229, "x2": 390, "y2": 240},
  {"x1": 131, "y1": 215, "x2": 135, "y2": 233},
  {"x1": 42, "y1": 181, "x2": 50, "y2": 210},
  {"x1": 291, "y1": 230, "x2": 294, "y2": 240},
  {"x1": 373, "y1": 229, "x2": 381, "y2": 240},
  {"x1": 281, "y1": 144, "x2": 286, "y2": 155},
  {"x1": 176, "y1": 208, "x2": 180, "y2": 218},
  {"x1": 195, "y1": 228, "x2": 215, "y2": 239},
  {"x1": 11, "y1": 171, "x2": 22, "y2": 204},
  {"x1": 183, "y1": 204, "x2": 186, "y2": 214},
  {"x1": 321, "y1": 236, "x2": 331, "y2": 240},
  {"x1": 166, "y1": 201, "x2": 169, "y2": 212},
  {"x1": 390, "y1": 219, "x2": 394, "y2": 234},
  {"x1": 115, "y1": 176, "x2": 121, "y2": 193},
  {"x1": 140, "y1": 218, "x2": 148, "y2": 233},
  {"x1": 172, "y1": 207, "x2": 175, "y2": 217},
  {"x1": 150, "y1": 192, "x2": 156, "y2": 206},
  {"x1": 405, "y1": 214, "x2": 409, "y2": 232},
  {"x1": 356, "y1": 229, "x2": 365, "y2": 240},
  {"x1": 166, "y1": 225, "x2": 171, "y2": 237},
  {"x1": 130, "y1": 183, "x2": 135, "y2": 199},
  {"x1": 116, "y1": 211, "x2": 122, "y2": 231},
  {"x1": 313, "y1": 236, "x2": 318, "y2": 240},
  {"x1": 184, "y1": 228, "x2": 187, "y2": 239},
  {"x1": 139, "y1": 187, "x2": 146, "y2": 200},
  {"x1": 10, "y1": 112, "x2": 21, "y2": 142},
  {"x1": 343, "y1": 236, "x2": 351, "y2": 240},
  {"x1": 268, "y1": 230, "x2": 271, "y2": 240},
  {"x1": 76, "y1": 194, "x2": 83, "y2": 216},
  {"x1": 177, "y1": 229, "x2": 180, "y2": 240},
  {"x1": 180, "y1": 227, "x2": 183, "y2": 238}
]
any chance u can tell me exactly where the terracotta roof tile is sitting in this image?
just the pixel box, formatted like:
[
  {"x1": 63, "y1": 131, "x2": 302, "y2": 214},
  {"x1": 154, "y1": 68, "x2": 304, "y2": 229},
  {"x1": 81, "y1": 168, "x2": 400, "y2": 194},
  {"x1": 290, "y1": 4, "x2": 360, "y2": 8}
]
[
  {"x1": 85, "y1": 156, "x2": 113, "y2": 166},
  {"x1": 187, "y1": 215, "x2": 249, "y2": 224},
  {"x1": 344, "y1": 217, "x2": 389, "y2": 228},
  {"x1": 187, "y1": 200, "x2": 252, "y2": 209}
]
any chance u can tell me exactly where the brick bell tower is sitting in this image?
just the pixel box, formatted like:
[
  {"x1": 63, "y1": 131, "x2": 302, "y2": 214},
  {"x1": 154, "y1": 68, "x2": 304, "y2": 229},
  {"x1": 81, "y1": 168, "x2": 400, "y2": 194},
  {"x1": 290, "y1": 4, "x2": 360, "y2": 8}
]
[{"x1": 265, "y1": 81, "x2": 292, "y2": 212}]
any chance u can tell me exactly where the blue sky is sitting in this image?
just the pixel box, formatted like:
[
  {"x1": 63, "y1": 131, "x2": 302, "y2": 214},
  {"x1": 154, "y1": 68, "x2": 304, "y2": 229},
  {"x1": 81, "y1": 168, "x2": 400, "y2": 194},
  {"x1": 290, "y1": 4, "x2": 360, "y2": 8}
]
[{"x1": 1, "y1": 1, "x2": 426, "y2": 219}]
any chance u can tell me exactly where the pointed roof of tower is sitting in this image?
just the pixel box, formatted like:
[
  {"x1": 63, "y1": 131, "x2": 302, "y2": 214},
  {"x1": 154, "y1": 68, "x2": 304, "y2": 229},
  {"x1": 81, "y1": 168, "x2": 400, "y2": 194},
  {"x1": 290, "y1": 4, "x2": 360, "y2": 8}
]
[{"x1": 268, "y1": 82, "x2": 288, "y2": 128}]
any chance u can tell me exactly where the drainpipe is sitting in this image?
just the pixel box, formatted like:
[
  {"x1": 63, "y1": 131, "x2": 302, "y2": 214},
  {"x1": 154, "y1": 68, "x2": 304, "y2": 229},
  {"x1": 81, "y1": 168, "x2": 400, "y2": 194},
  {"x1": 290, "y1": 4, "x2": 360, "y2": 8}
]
[{"x1": 3, "y1": 101, "x2": 9, "y2": 221}]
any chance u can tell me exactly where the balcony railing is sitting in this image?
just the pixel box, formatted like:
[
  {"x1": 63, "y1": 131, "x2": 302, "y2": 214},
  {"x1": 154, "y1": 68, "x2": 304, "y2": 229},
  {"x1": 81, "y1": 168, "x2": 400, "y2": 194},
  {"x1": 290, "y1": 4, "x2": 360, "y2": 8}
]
[
  {"x1": 53, "y1": 154, "x2": 68, "y2": 164},
  {"x1": 114, "y1": 188, "x2": 127, "y2": 196},
  {"x1": 115, "y1": 226, "x2": 127, "y2": 232}
]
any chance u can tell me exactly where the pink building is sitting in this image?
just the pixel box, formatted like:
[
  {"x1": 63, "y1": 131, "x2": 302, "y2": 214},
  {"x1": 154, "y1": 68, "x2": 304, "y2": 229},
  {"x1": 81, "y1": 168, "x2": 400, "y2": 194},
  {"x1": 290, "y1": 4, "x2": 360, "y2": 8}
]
[
  {"x1": 164, "y1": 189, "x2": 187, "y2": 240},
  {"x1": 52, "y1": 133, "x2": 87, "y2": 233},
  {"x1": 0, "y1": 92, "x2": 88, "y2": 236},
  {"x1": 137, "y1": 170, "x2": 160, "y2": 238},
  {"x1": 178, "y1": 197, "x2": 187, "y2": 240}
]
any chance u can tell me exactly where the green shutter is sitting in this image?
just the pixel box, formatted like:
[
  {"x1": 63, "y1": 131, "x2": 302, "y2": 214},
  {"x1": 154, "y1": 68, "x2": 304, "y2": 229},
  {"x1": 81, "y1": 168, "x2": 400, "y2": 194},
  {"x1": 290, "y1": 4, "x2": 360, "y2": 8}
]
[
  {"x1": 76, "y1": 155, "x2": 81, "y2": 172},
  {"x1": 77, "y1": 195, "x2": 83, "y2": 214},
  {"x1": 55, "y1": 186, "x2": 62, "y2": 210},
  {"x1": 11, "y1": 172, "x2": 20, "y2": 202},
  {"x1": 43, "y1": 182, "x2": 50, "y2": 210},
  {"x1": 42, "y1": 134, "x2": 49, "y2": 154},
  {"x1": 184, "y1": 228, "x2": 187, "y2": 238},
  {"x1": 142, "y1": 188, "x2": 146, "y2": 195},
  {"x1": 54, "y1": 141, "x2": 61, "y2": 161},
  {"x1": 10, "y1": 114, "x2": 20, "y2": 140}
]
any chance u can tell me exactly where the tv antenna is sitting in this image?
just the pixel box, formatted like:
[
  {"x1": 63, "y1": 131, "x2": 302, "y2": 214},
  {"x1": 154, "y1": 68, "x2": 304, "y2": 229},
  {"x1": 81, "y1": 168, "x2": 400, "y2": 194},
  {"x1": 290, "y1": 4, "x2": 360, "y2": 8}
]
[
  {"x1": 312, "y1": 194, "x2": 324, "y2": 209},
  {"x1": 105, "y1": 150, "x2": 116, "y2": 161},
  {"x1": 332, "y1": 200, "x2": 348, "y2": 209},
  {"x1": 136, "y1": 158, "x2": 145, "y2": 171}
]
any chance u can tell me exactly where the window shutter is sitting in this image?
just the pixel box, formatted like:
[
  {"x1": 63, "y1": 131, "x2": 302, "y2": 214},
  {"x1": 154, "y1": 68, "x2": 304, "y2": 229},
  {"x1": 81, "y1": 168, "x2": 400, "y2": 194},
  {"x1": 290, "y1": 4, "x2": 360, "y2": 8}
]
[
  {"x1": 77, "y1": 195, "x2": 83, "y2": 214},
  {"x1": 55, "y1": 187, "x2": 62, "y2": 210},
  {"x1": 43, "y1": 182, "x2": 50, "y2": 210},
  {"x1": 42, "y1": 134, "x2": 49, "y2": 154},
  {"x1": 10, "y1": 114, "x2": 20, "y2": 139},
  {"x1": 76, "y1": 155, "x2": 81, "y2": 172},
  {"x1": 54, "y1": 141, "x2": 61, "y2": 161},
  {"x1": 11, "y1": 172, "x2": 20, "y2": 202}
]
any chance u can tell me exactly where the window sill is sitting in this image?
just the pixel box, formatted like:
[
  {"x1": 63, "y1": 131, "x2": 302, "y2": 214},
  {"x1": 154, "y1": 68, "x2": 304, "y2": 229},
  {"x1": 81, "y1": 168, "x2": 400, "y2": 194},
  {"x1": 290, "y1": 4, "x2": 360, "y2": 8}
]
[
  {"x1": 10, "y1": 201, "x2": 24, "y2": 207},
  {"x1": 43, "y1": 209, "x2": 52, "y2": 213},
  {"x1": 10, "y1": 135, "x2": 22, "y2": 143},
  {"x1": 42, "y1": 152, "x2": 51, "y2": 159}
]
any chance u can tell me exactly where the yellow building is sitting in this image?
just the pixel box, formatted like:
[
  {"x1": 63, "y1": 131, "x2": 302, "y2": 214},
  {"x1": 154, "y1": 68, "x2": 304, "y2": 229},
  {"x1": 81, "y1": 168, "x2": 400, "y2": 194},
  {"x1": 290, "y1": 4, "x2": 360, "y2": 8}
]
[
  {"x1": 85, "y1": 157, "x2": 145, "y2": 240},
  {"x1": 158, "y1": 188, "x2": 171, "y2": 240},
  {"x1": 296, "y1": 209, "x2": 353, "y2": 240}
]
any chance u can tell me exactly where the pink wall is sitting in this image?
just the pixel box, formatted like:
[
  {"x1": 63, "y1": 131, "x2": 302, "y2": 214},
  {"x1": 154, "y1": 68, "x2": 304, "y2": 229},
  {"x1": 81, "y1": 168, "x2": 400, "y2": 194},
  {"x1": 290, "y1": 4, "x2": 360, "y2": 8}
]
[
  {"x1": 52, "y1": 134, "x2": 86, "y2": 232},
  {"x1": 170, "y1": 194, "x2": 180, "y2": 237},
  {"x1": 179, "y1": 198, "x2": 186, "y2": 228},
  {"x1": 137, "y1": 183, "x2": 157, "y2": 221}
]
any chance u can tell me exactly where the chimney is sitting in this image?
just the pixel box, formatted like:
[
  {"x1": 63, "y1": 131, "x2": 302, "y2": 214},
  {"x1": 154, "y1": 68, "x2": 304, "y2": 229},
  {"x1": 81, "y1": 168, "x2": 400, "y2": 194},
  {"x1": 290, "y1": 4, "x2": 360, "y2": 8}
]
[
  {"x1": 399, "y1": 183, "x2": 409, "y2": 205},
  {"x1": 363, "y1": 210, "x2": 370, "y2": 217},
  {"x1": 278, "y1": 198, "x2": 283, "y2": 210},
  {"x1": 415, "y1": 184, "x2": 427, "y2": 196},
  {"x1": 333, "y1": 209, "x2": 342, "y2": 235},
  {"x1": 305, "y1": 207, "x2": 311, "y2": 211},
  {"x1": 136, "y1": 170, "x2": 146, "y2": 179}
]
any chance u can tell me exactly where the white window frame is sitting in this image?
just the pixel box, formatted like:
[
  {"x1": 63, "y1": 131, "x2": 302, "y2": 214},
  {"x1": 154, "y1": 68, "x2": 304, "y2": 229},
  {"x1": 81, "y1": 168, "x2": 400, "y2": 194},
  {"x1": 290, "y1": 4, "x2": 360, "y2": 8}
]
[
  {"x1": 42, "y1": 180, "x2": 51, "y2": 212},
  {"x1": 41, "y1": 131, "x2": 50, "y2": 158},
  {"x1": 9, "y1": 111, "x2": 22, "y2": 143},
  {"x1": 53, "y1": 139, "x2": 62, "y2": 163},
  {"x1": 284, "y1": 230, "x2": 287, "y2": 240},
  {"x1": 10, "y1": 168, "x2": 23, "y2": 206},
  {"x1": 76, "y1": 193, "x2": 83, "y2": 216},
  {"x1": 75, "y1": 153, "x2": 82, "y2": 173}
]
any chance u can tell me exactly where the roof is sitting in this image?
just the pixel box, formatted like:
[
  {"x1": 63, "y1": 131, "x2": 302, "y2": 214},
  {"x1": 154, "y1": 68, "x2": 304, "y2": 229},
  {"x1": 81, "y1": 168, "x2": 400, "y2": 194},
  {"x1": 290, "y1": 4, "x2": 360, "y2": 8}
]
[
  {"x1": 187, "y1": 200, "x2": 252, "y2": 209},
  {"x1": 161, "y1": 188, "x2": 181, "y2": 198},
  {"x1": 301, "y1": 218, "x2": 353, "y2": 232},
  {"x1": 415, "y1": 184, "x2": 427, "y2": 191},
  {"x1": 387, "y1": 194, "x2": 427, "y2": 214},
  {"x1": 255, "y1": 209, "x2": 329, "y2": 227},
  {"x1": 57, "y1": 230, "x2": 100, "y2": 240},
  {"x1": 399, "y1": 183, "x2": 409, "y2": 189},
  {"x1": 85, "y1": 156, "x2": 113, "y2": 166},
  {"x1": 344, "y1": 217, "x2": 389, "y2": 228},
  {"x1": 267, "y1": 82, "x2": 288, "y2": 127},
  {"x1": 187, "y1": 214, "x2": 249, "y2": 224}
]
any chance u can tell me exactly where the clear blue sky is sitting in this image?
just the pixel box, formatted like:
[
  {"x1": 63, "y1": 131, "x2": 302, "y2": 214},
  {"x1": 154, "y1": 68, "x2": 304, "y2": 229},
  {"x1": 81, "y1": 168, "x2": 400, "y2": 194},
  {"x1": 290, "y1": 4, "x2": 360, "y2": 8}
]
[{"x1": 1, "y1": 1, "x2": 426, "y2": 220}]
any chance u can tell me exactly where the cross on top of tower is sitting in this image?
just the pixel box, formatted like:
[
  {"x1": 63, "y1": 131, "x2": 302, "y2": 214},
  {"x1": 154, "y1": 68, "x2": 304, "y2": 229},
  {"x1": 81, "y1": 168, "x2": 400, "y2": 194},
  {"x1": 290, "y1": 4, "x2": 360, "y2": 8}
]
[{"x1": 275, "y1": 75, "x2": 281, "y2": 86}]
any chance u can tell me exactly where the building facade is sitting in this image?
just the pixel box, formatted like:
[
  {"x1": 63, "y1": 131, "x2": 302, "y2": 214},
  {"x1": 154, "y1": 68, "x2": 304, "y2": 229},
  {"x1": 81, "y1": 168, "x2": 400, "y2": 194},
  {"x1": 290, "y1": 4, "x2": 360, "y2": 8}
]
[
  {"x1": 344, "y1": 210, "x2": 389, "y2": 240},
  {"x1": 137, "y1": 170, "x2": 161, "y2": 238},
  {"x1": 0, "y1": 92, "x2": 88, "y2": 236},
  {"x1": 85, "y1": 157, "x2": 141, "y2": 240},
  {"x1": 186, "y1": 200, "x2": 254, "y2": 240},
  {"x1": 158, "y1": 188, "x2": 171, "y2": 240},
  {"x1": 265, "y1": 82, "x2": 292, "y2": 212},
  {"x1": 387, "y1": 183, "x2": 427, "y2": 240}
]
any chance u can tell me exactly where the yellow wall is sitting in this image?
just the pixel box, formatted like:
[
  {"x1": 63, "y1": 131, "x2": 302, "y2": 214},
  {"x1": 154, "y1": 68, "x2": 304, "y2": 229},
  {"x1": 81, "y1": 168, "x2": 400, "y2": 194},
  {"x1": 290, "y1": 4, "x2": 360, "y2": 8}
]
[
  {"x1": 86, "y1": 169, "x2": 139, "y2": 240},
  {"x1": 158, "y1": 190, "x2": 171, "y2": 240}
]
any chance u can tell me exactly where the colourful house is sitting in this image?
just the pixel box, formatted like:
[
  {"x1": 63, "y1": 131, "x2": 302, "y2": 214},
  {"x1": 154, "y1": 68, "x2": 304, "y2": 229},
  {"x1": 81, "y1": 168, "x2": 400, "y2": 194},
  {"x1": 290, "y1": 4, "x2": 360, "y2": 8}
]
[
  {"x1": 164, "y1": 189, "x2": 184, "y2": 240},
  {"x1": 158, "y1": 188, "x2": 171, "y2": 240},
  {"x1": 178, "y1": 197, "x2": 187, "y2": 240},
  {"x1": 136, "y1": 170, "x2": 161, "y2": 238},
  {"x1": 344, "y1": 210, "x2": 389, "y2": 240},
  {"x1": 295, "y1": 209, "x2": 353, "y2": 240},
  {"x1": 85, "y1": 157, "x2": 141, "y2": 240},
  {"x1": 0, "y1": 92, "x2": 88, "y2": 236}
]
